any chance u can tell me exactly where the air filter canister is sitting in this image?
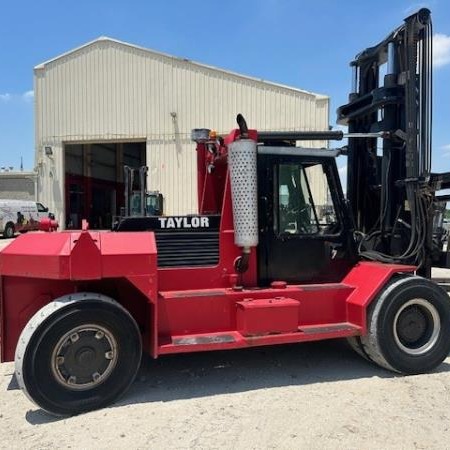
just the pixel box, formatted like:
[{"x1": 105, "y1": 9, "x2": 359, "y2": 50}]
[{"x1": 228, "y1": 139, "x2": 259, "y2": 248}]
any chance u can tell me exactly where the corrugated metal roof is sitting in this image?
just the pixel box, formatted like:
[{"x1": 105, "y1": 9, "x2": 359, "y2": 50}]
[{"x1": 35, "y1": 36, "x2": 328, "y2": 100}]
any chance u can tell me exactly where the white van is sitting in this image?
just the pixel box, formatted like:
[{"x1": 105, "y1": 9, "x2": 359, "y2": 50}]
[{"x1": 0, "y1": 200, "x2": 54, "y2": 238}]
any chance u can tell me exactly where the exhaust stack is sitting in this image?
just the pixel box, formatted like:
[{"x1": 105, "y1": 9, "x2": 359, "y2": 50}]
[{"x1": 228, "y1": 114, "x2": 258, "y2": 272}]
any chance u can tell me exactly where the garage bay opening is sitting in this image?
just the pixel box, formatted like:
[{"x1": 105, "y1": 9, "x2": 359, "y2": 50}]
[{"x1": 64, "y1": 142, "x2": 146, "y2": 229}]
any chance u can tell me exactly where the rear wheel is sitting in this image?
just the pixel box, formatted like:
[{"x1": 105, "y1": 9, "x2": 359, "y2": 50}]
[
  {"x1": 15, "y1": 292, "x2": 142, "y2": 416},
  {"x1": 4, "y1": 223, "x2": 14, "y2": 238},
  {"x1": 359, "y1": 276, "x2": 450, "y2": 374}
]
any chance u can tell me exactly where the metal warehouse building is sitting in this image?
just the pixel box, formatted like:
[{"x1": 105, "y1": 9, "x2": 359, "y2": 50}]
[
  {"x1": 34, "y1": 37, "x2": 329, "y2": 229},
  {"x1": 0, "y1": 171, "x2": 37, "y2": 201}
]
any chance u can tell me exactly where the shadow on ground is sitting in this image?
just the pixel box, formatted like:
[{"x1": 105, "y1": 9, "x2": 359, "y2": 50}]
[{"x1": 23, "y1": 339, "x2": 450, "y2": 424}]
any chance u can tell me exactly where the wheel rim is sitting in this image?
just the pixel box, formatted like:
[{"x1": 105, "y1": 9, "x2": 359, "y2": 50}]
[
  {"x1": 51, "y1": 324, "x2": 118, "y2": 391},
  {"x1": 6, "y1": 226, "x2": 13, "y2": 238},
  {"x1": 393, "y1": 298, "x2": 441, "y2": 356}
]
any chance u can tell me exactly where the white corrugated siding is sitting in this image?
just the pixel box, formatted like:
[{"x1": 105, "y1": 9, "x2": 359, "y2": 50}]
[{"x1": 35, "y1": 38, "x2": 329, "y2": 222}]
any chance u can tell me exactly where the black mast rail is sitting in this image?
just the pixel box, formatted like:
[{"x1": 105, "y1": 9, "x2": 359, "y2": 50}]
[{"x1": 337, "y1": 8, "x2": 436, "y2": 275}]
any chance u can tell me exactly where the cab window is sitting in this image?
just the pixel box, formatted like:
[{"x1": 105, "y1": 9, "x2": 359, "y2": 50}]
[{"x1": 275, "y1": 162, "x2": 339, "y2": 235}]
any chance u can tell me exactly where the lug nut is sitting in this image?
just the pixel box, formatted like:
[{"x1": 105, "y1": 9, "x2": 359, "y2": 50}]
[{"x1": 95, "y1": 331, "x2": 105, "y2": 340}]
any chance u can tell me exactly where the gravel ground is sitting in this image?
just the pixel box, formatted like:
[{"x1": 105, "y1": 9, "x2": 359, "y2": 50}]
[
  {"x1": 2, "y1": 342, "x2": 450, "y2": 449},
  {"x1": 2, "y1": 236, "x2": 450, "y2": 449}
]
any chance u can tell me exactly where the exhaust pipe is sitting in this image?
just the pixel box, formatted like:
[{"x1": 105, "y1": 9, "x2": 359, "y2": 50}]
[{"x1": 228, "y1": 114, "x2": 258, "y2": 273}]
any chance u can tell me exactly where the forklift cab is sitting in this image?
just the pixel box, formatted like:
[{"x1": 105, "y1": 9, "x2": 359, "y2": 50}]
[
  {"x1": 257, "y1": 146, "x2": 357, "y2": 285},
  {"x1": 128, "y1": 191, "x2": 164, "y2": 217},
  {"x1": 146, "y1": 192, "x2": 164, "y2": 216}
]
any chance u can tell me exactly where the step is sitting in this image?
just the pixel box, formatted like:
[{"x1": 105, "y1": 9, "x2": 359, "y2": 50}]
[
  {"x1": 158, "y1": 323, "x2": 361, "y2": 355},
  {"x1": 158, "y1": 331, "x2": 242, "y2": 354}
]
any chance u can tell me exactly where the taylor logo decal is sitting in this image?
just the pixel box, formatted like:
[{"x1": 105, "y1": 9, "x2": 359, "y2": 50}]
[{"x1": 158, "y1": 216, "x2": 210, "y2": 229}]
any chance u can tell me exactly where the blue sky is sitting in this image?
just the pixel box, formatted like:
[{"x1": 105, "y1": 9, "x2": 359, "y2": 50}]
[{"x1": 0, "y1": 0, "x2": 449, "y2": 174}]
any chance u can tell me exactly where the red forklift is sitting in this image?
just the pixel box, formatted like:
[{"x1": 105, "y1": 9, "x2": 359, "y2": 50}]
[{"x1": 2, "y1": 8, "x2": 450, "y2": 416}]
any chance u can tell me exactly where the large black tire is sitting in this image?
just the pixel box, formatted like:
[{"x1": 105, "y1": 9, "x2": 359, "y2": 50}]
[
  {"x1": 3, "y1": 222, "x2": 14, "y2": 238},
  {"x1": 15, "y1": 292, "x2": 142, "y2": 416},
  {"x1": 359, "y1": 275, "x2": 450, "y2": 374}
]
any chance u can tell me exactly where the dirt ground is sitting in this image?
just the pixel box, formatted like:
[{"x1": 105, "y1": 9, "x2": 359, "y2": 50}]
[
  {"x1": 2, "y1": 236, "x2": 450, "y2": 449},
  {"x1": 2, "y1": 343, "x2": 450, "y2": 449}
]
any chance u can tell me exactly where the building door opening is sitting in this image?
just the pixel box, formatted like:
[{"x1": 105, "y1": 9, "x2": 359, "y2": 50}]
[
  {"x1": 67, "y1": 178, "x2": 86, "y2": 229},
  {"x1": 65, "y1": 142, "x2": 146, "y2": 229}
]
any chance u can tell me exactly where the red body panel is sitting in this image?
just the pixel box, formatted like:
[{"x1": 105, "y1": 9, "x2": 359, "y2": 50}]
[
  {"x1": 154, "y1": 262, "x2": 415, "y2": 356},
  {"x1": 0, "y1": 128, "x2": 417, "y2": 363},
  {"x1": 0, "y1": 231, "x2": 158, "y2": 361},
  {"x1": 0, "y1": 231, "x2": 157, "y2": 282},
  {"x1": 343, "y1": 262, "x2": 416, "y2": 332}
]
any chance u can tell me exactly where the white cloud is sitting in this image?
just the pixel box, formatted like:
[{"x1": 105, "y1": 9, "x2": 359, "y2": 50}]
[
  {"x1": 0, "y1": 93, "x2": 11, "y2": 102},
  {"x1": 22, "y1": 90, "x2": 34, "y2": 101},
  {"x1": 434, "y1": 33, "x2": 450, "y2": 68}
]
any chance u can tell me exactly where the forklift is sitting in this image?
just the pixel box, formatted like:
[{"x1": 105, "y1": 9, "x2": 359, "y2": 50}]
[
  {"x1": 115, "y1": 165, "x2": 164, "y2": 224},
  {"x1": 2, "y1": 8, "x2": 450, "y2": 416}
]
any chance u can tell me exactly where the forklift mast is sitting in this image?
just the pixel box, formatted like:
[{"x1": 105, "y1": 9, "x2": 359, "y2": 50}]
[
  {"x1": 337, "y1": 8, "x2": 444, "y2": 276},
  {"x1": 123, "y1": 165, "x2": 148, "y2": 217}
]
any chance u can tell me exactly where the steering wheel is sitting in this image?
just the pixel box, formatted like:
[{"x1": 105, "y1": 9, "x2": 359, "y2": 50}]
[
  {"x1": 290, "y1": 205, "x2": 308, "y2": 215},
  {"x1": 288, "y1": 205, "x2": 310, "y2": 233}
]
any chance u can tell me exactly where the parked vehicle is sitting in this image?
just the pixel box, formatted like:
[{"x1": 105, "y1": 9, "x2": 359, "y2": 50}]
[
  {"x1": 0, "y1": 200, "x2": 54, "y2": 238},
  {"x1": 113, "y1": 165, "x2": 163, "y2": 229}
]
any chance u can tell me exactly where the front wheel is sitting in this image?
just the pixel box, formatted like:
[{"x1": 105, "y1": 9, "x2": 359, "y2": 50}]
[
  {"x1": 359, "y1": 276, "x2": 450, "y2": 374},
  {"x1": 15, "y1": 292, "x2": 142, "y2": 416}
]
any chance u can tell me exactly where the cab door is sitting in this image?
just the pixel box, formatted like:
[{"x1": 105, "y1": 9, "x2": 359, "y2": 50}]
[{"x1": 257, "y1": 149, "x2": 356, "y2": 285}]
